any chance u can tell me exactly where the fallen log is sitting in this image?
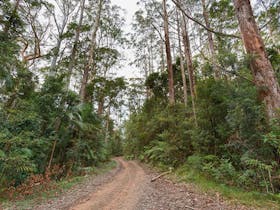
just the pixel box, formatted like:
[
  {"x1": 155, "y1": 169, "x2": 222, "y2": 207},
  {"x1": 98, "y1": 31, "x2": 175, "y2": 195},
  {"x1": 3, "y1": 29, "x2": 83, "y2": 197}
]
[{"x1": 151, "y1": 171, "x2": 171, "y2": 182}]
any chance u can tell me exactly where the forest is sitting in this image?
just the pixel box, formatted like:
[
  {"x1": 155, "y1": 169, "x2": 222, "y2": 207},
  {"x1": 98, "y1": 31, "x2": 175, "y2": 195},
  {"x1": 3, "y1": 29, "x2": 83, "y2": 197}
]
[{"x1": 0, "y1": 0, "x2": 280, "y2": 205}]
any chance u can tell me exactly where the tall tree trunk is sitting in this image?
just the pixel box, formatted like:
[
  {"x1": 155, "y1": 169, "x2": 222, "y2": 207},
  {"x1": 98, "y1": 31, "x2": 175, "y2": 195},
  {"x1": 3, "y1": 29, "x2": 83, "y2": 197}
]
[
  {"x1": 182, "y1": 15, "x2": 196, "y2": 97},
  {"x1": 104, "y1": 107, "x2": 111, "y2": 143},
  {"x1": 162, "y1": 0, "x2": 175, "y2": 105},
  {"x1": 201, "y1": 0, "x2": 219, "y2": 79},
  {"x1": 49, "y1": 38, "x2": 62, "y2": 75},
  {"x1": 144, "y1": 54, "x2": 150, "y2": 99},
  {"x1": 79, "y1": 0, "x2": 103, "y2": 102},
  {"x1": 79, "y1": 64, "x2": 90, "y2": 102},
  {"x1": 160, "y1": 40, "x2": 165, "y2": 73},
  {"x1": 181, "y1": 14, "x2": 197, "y2": 125},
  {"x1": 233, "y1": 0, "x2": 280, "y2": 119},
  {"x1": 176, "y1": 9, "x2": 188, "y2": 107},
  {"x1": 97, "y1": 97, "x2": 104, "y2": 115},
  {"x1": 49, "y1": 16, "x2": 68, "y2": 77},
  {"x1": 66, "y1": 0, "x2": 86, "y2": 90}
]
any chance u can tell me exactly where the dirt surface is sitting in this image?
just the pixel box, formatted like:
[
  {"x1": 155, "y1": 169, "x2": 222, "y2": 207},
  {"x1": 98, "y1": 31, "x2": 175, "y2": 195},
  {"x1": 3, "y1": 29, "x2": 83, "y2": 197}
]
[
  {"x1": 17, "y1": 157, "x2": 266, "y2": 210},
  {"x1": 71, "y1": 157, "x2": 147, "y2": 210}
]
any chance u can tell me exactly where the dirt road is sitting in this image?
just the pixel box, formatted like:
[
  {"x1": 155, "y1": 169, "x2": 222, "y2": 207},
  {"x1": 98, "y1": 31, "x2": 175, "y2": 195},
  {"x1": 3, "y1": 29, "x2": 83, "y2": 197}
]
[
  {"x1": 29, "y1": 157, "x2": 265, "y2": 210},
  {"x1": 71, "y1": 157, "x2": 147, "y2": 210}
]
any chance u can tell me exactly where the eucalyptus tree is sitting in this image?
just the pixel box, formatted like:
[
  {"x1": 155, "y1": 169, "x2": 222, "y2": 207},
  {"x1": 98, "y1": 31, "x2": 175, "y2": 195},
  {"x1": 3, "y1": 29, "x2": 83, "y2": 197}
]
[
  {"x1": 80, "y1": 0, "x2": 104, "y2": 102},
  {"x1": 17, "y1": 0, "x2": 48, "y2": 65},
  {"x1": 130, "y1": 3, "x2": 163, "y2": 99},
  {"x1": 95, "y1": 5, "x2": 126, "y2": 114},
  {"x1": 201, "y1": 0, "x2": 219, "y2": 78},
  {"x1": 0, "y1": 0, "x2": 47, "y2": 108},
  {"x1": 44, "y1": 0, "x2": 78, "y2": 76},
  {"x1": 66, "y1": 0, "x2": 86, "y2": 90},
  {"x1": 162, "y1": 0, "x2": 175, "y2": 105},
  {"x1": 233, "y1": 0, "x2": 280, "y2": 119},
  {"x1": 175, "y1": 9, "x2": 188, "y2": 107},
  {"x1": 254, "y1": 0, "x2": 280, "y2": 47}
]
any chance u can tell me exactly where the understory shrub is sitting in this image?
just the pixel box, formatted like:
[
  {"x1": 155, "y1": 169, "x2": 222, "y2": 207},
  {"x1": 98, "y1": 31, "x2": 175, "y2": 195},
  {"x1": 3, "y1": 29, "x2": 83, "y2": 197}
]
[{"x1": 124, "y1": 77, "x2": 280, "y2": 193}]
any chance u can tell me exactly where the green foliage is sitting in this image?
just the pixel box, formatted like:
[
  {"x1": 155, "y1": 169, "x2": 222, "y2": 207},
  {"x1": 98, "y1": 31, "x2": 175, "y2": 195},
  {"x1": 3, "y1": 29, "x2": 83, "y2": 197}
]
[
  {"x1": 125, "y1": 72, "x2": 280, "y2": 193},
  {"x1": 124, "y1": 102, "x2": 193, "y2": 167},
  {"x1": 0, "y1": 74, "x2": 113, "y2": 189},
  {"x1": 108, "y1": 130, "x2": 123, "y2": 156},
  {"x1": 264, "y1": 117, "x2": 280, "y2": 156}
]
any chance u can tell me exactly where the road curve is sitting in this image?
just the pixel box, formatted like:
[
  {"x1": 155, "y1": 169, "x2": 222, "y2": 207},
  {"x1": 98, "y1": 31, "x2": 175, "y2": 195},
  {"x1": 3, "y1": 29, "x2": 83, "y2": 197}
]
[{"x1": 71, "y1": 157, "x2": 147, "y2": 210}]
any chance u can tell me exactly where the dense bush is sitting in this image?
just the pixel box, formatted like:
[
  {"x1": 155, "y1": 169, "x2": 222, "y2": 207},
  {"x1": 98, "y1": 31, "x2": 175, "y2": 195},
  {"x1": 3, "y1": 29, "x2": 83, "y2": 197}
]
[
  {"x1": 0, "y1": 76, "x2": 110, "y2": 189},
  {"x1": 124, "y1": 73, "x2": 280, "y2": 193}
]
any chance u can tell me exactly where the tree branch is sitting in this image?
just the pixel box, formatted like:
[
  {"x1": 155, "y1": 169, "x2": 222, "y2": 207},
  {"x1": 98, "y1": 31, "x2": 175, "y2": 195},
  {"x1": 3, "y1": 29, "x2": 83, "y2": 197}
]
[{"x1": 171, "y1": 0, "x2": 241, "y2": 39}]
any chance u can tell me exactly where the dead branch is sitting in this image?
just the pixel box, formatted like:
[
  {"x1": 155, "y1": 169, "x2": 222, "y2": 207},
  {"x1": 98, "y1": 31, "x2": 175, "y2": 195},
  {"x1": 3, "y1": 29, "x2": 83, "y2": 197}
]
[{"x1": 151, "y1": 171, "x2": 171, "y2": 182}]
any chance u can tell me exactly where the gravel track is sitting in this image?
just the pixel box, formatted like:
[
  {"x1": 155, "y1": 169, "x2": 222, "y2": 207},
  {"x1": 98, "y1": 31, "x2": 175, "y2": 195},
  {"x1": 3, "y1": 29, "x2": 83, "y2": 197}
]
[{"x1": 16, "y1": 157, "x2": 268, "y2": 210}]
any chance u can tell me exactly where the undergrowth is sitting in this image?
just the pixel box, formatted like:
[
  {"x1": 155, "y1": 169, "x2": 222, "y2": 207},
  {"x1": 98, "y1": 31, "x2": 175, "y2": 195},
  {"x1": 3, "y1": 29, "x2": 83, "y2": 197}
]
[
  {"x1": 175, "y1": 164, "x2": 280, "y2": 209},
  {"x1": 1, "y1": 160, "x2": 116, "y2": 210}
]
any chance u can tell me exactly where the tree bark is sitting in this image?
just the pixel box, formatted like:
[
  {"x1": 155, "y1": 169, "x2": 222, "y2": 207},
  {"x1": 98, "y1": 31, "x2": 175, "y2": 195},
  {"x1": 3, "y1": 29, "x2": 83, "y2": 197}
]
[
  {"x1": 97, "y1": 97, "x2": 104, "y2": 116},
  {"x1": 104, "y1": 107, "x2": 111, "y2": 142},
  {"x1": 176, "y1": 9, "x2": 188, "y2": 107},
  {"x1": 66, "y1": 0, "x2": 86, "y2": 90},
  {"x1": 201, "y1": 0, "x2": 219, "y2": 79},
  {"x1": 160, "y1": 40, "x2": 165, "y2": 73},
  {"x1": 233, "y1": 0, "x2": 280, "y2": 119},
  {"x1": 47, "y1": 117, "x2": 62, "y2": 170},
  {"x1": 181, "y1": 14, "x2": 197, "y2": 125},
  {"x1": 79, "y1": 0, "x2": 103, "y2": 102},
  {"x1": 182, "y1": 15, "x2": 196, "y2": 97},
  {"x1": 48, "y1": 5, "x2": 70, "y2": 76},
  {"x1": 162, "y1": 0, "x2": 175, "y2": 105}
]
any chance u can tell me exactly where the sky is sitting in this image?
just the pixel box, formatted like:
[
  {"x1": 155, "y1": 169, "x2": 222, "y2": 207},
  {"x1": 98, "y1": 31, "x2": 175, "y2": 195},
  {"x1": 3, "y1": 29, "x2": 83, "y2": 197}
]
[{"x1": 111, "y1": 0, "x2": 138, "y2": 27}]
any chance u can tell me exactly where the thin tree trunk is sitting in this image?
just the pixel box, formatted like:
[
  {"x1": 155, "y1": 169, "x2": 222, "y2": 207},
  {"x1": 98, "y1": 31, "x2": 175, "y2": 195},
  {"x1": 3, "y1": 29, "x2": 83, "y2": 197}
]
[
  {"x1": 49, "y1": 38, "x2": 62, "y2": 75},
  {"x1": 49, "y1": 17, "x2": 68, "y2": 77},
  {"x1": 97, "y1": 97, "x2": 104, "y2": 115},
  {"x1": 144, "y1": 54, "x2": 150, "y2": 99},
  {"x1": 201, "y1": 0, "x2": 219, "y2": 79},
  {"x1": 162, "y1": 0, "x2": 175, "y2": 105},
  {"x1": 80, "y1": 64, "x2": 90, "y2": 102},
  {"x1": 104, "y1": 107, "x2": 110, "y2": 143},
  {"x1": 66, "y1": 0, "x2": 86, "y2": 90},
  {"x1": 47, "y1": 118, "x2": 62, "y2": 170},
  {"x1": 233, "y1": 0, "x2": 280, "y2": 119},
  {"x1": 176, "y1": 9, "x2": 188, "y2": 107},
  {"x1": 150, "y1": 37, "x2": 154, "y2": 73},
  {"x1": 182, "y1": 15, "x2": 196, "y2": 97},
  {"x1": 161, "y1": 40, "x2": 165, "y2": 73},
  {"x1": 79, "y1": 0, "x2": 103, "y2": 102},
  {"x1": 181, "y1": 14, "x2": 197, "y2": 125}
]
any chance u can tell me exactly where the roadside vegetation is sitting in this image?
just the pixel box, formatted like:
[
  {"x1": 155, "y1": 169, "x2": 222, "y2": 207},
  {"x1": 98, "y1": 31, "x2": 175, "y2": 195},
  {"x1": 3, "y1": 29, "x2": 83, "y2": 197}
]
[
  {"x1": 1, "y1": 0, "x2": 280, "y2": 208},
  {"x1": 124, "y1": 0, "x2": 280, "y2": 207}
]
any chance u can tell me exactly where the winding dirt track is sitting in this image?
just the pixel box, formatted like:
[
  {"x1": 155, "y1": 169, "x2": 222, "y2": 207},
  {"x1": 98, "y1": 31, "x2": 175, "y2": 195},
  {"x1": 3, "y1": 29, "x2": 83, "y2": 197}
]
[
  {"x1": 15, "y1": 157, "x2": 265, "y2": 210},
  {"x1": 71, "y1": 157, "x2": 147, "y2": 210}
]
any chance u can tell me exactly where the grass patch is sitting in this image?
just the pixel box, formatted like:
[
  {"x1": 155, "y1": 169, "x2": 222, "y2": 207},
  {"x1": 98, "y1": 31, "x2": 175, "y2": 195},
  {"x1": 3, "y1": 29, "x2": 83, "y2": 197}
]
[
  {"x1": 1, "y1": 160, "x2": 117, "y2": 210},
  {"x1": 174, "y1": 164, "x2": 280, "y2": 209}
]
